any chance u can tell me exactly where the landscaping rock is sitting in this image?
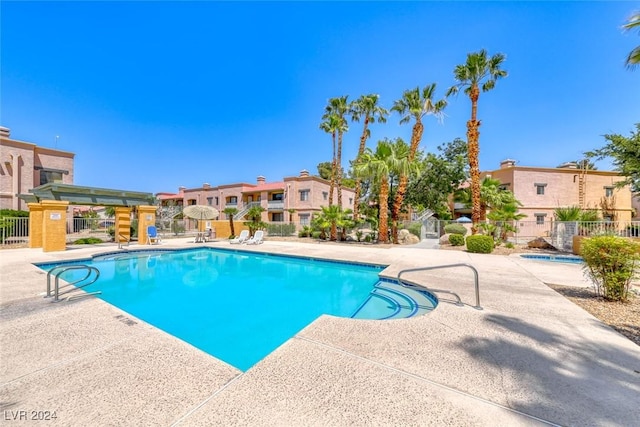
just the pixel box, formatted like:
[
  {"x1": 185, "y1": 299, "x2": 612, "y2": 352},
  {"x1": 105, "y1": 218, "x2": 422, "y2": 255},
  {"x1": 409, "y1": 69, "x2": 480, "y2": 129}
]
[
  {"x1": 439, "y1": 234, "x2": 451, "y2": 245},
  {"x1": 398, "y1": 229, "x2": 420, "y2": 245},
  {"x1": 527, "y1": 237, "x2": 557, "y2": 250}
]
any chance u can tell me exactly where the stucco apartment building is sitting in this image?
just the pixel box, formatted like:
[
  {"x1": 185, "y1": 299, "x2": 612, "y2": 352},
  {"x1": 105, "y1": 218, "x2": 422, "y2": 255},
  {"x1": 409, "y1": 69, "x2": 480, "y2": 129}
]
[
  {"x1": 0, "y1": 127, "x2": 75, "y2": 211},
  {"x1": 479, "y1": 159, "x2": 635, "y2": 224},
  {"x1": 158, "y1": 170, "x2": 356, "y2": 225}
]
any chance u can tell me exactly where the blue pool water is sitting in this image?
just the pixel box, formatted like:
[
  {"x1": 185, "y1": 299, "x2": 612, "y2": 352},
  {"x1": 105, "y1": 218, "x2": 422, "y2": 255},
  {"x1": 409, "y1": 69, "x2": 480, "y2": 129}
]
[
  {"x1": 520, "y1": 254, "x2": 584, "y2": 264},
  {"x1": 38, "y1": 248, "x2": 436, "y2": 371}
]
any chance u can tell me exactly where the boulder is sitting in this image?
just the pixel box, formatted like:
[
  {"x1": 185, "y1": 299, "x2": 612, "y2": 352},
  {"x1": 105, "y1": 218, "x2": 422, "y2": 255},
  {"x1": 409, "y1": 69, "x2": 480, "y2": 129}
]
[
  {"x1": 527, "y1": 237, "x2": 556, "y2": 250},
  {"x1": 439, "y1": 234, "x2": 451, "y2": 245},
  {"x1": 398, "y1": 229, "x2": 420, "y2": 245}
]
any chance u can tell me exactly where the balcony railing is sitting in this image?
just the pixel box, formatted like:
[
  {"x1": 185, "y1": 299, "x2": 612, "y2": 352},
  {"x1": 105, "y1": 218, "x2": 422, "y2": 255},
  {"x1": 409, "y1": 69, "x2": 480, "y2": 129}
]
[{"x1": 267, "y1": 200, "x2": 285, "y2": 210}]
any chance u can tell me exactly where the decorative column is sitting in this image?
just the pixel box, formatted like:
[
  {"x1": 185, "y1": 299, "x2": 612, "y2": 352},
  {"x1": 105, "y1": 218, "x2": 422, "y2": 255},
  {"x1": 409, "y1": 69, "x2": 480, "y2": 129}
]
[
  {"x1": 137, "y1": 205, "x2": 157, "y2": 245},
  {"x1": 28, "y1": 202, "x2": 43, "y2": 248},
  {"x1": 41, "y1": 200, "x2": 69, "y2": 252},
  {"x1": 11, "y1": 153, "x2": 21, "y2": 210},
  {"x1": 115, "y1": 207, "x2": 132, "y2": 245}
]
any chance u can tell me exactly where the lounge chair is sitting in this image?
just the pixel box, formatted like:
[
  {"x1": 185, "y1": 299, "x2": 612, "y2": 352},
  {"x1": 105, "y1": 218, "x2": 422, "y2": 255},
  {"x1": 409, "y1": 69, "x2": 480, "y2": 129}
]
[
  {"x1": 230, "y1": 230, "x2": 249, "y2": 244},
  {"x1": 245, "y1": 230, "x2": 264, "y2": 245},
  {"x1": 147, "y1": 225, "x2": 161, "y2": 245}
]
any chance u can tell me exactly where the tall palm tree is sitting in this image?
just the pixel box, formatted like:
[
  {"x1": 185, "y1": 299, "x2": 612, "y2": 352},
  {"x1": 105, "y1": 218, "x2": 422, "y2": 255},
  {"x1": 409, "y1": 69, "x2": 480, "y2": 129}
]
[
  {"x1": 323, "y1": 96, "x2": 350, "y2": 208},
  {"x1": 354, "y1": 138, "x2": 416, "y2": 244},
  {"x1": 223, "y1": 207, "x2": 239, "y2": 237},
  {"x1": 319, "y1": 114, "x2": 342, "y2": 206},
  {"x1": 350, "y1": 94, "x2": 389, "y2": 220},
  {"x1": 390, "y1": 84, "x2": 446, "y2": 242},
  {"x1": 447, "y1": 49, "x2": 507, "y2": 233},
  {"x1": 623, "y1": 11, "x2": 640, "y2": 69}
]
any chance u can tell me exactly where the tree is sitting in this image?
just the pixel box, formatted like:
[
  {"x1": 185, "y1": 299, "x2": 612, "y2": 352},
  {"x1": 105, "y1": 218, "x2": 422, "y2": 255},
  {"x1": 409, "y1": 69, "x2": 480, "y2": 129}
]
[
  {"x1": 390, "y1": 84, "x2": 447, "y2": 243},
  {"x1": 623, "y1": 11, "x2": 640, "y2": 69},
  {"x1": 350, "y1": 94, "x2": 389, "y2": 220},
  {"x1": 319, "y1": 115, "x2": 342, "y2": 206},
  {"x1": 353, "y1": 138, "x2": 416, "y2": 244},
  {"x1": 586, "y1": 123, "x2": 640, "y2": 192},
  {"x1": 455, "y1": 177, "x2": 521, "y2": 221},
  {"x1": 574, "y1": 159, "x2": 597, "y2": 170},
  {"x1": 447, "y1": 49, "x2": 508, "y2": 233},
  {"x1": 223, "y1": 207, "x2": 239, "y2": 237},
  {"x1": 316, "y1": 161, "x2": 333, "y2": 180},
  {"x1": 243, "y1": 205, "x2": 266, "y2": 237},
  {"x1": 323, "y1": 96, "x2": 350, "y2": 208},
  {"x1": 405, "y1": 138, "x2": 468, "y2": 217}
]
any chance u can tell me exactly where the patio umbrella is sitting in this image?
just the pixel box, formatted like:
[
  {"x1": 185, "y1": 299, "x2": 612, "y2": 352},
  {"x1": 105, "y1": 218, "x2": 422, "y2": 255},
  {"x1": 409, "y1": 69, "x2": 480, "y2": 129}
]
[
  {"x1": 456, "y1": 216, "x2": 472, "y2": 223},
  {"x1": 182, "y1": 205, "x2": 220, "y2": 221}
]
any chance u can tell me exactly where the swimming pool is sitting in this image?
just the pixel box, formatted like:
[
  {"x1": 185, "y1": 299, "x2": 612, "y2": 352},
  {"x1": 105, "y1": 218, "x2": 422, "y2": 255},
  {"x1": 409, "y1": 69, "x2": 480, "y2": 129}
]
[
  {"x1": 519, "y1": 254, "x2": 584, "y2": 264},
  {"x1": 37, "y1": 248, "x2": 437, "y2": 371}
]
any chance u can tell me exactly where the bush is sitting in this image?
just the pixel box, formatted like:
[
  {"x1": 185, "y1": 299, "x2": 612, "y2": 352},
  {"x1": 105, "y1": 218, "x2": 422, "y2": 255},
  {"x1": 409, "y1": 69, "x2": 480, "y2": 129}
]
[
  {"x1": 505, "y1": 242, "x2": 515, "y2": 249},
  {"x1": 444, "y1": 223, "x2": 467, "y2": 236},
  {"x1": 581, "y1": 236, "x2": 639, "y2": 302},
  {"x1": 449, "y1": 234, "x2": 465, "y2": 246},
  {"x1": 407, "y1": 222, "x2": 422, "y2": 238},
  {"x1": 311, "y1": 231, "x2": 322, "y2": 239},
  {"x1": 266, "y1": 223, "x2": 296, "y2": 236},
  {"x1": 466, "y1": 235, "x2": 494, "y2": 254},
  {"x1": 73, "y1": 237, "x2": 104, "y2": 245}
]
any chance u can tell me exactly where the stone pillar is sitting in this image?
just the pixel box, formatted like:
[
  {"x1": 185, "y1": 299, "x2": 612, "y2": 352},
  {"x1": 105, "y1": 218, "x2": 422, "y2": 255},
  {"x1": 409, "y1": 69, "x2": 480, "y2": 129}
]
[
  {"x1": 137, "y1": 205, "x2": 157, "y2": 245},
  {"x1": 115, "y1": 207, "x2": 132, "y2": 245},
  {"x1": 41, "y1": 200, "x2": 69, "y2": 252},
  {"x1": 28, "y1": 202, "x2": 43, "y2": 248},
  {"x1": 11, "y1": 153, "x2": 21, "y2": 211}
]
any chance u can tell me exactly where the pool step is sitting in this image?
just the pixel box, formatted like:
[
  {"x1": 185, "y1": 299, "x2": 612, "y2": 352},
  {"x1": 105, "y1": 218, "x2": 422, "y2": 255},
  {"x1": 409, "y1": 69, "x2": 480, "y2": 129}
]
[{"x1": 351, "y1": 281, "x2": 437, "y2": 320}]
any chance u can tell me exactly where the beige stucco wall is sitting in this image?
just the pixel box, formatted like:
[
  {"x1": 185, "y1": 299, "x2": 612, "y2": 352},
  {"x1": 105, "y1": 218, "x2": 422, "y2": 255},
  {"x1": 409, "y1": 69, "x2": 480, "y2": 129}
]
[
  {"x1": 0, "y1": 137, "x2": 74, "y2": 211},
  {"x1": 484, "y1": 166, "x2": 633, "y2": 222}
]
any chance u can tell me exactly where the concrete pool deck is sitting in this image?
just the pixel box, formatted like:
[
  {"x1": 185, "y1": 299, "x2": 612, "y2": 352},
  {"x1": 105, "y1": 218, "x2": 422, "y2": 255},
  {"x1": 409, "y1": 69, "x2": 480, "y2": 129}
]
[{"x1": 1, "y1": 239, "x2": 638, "y2": 426}]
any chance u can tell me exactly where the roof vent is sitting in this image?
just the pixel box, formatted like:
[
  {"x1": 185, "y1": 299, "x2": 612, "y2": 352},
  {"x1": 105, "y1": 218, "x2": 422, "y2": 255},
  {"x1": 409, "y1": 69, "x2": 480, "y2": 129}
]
[
  {"x1": 557, "y1": 162, "x2": 578, "y2": 169},
  {"x1": 299, "y1": 169, "x2": 309, "y2": 177},
  {"x1": 257, "y1": 176, "x2": 266, "y2": 185},
  {"x1": 0, "y1": 127, "x2": 9, "y2": 138}
]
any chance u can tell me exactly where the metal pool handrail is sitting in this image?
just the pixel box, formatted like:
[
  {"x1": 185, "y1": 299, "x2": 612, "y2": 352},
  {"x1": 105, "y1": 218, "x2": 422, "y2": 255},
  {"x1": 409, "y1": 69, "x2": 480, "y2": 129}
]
[
  {"x1": 396, "y1": 263, "x2": 482, "y2": 310},
  {"x1": 46, "y1": 265, "x2": 101, "y2": 302}
]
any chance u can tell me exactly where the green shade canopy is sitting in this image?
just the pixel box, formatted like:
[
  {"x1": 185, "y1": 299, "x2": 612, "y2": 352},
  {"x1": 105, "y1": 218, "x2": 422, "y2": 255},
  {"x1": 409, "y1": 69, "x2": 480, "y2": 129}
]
[{"x1": 18, "y1": 183, "x2": 155, "y2": 207}]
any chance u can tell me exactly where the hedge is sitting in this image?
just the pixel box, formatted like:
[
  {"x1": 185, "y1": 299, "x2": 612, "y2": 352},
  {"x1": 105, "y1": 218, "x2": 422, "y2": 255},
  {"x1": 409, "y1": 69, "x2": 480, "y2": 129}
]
[{"x1": 466, "y1": 235, "x2": 494, "y2": 253}]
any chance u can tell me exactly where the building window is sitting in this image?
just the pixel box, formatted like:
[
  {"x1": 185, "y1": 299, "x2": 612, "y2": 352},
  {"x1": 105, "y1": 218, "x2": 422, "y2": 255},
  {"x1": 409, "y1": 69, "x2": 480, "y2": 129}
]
[
  {"x1": 604, "y1": 187, "x2": 614, "y2": 197},
  {"x1": 322, "y1": 191, "x2": 328, "y2": 200},
  {"x1": 271, "y1": 212, "x2": 284, "y2": 222},
  {"x1": 215, "y1": 196, "x2": 219, "y2": 206},
  {"x1": 228, "y1": 196, "x2": 238, "y2": 204},
  {"x1": 206, "y1": 197, "x2": 213, "y2": 206},
  {"x1": 39, "y1": 169, "x2": 64, "y2": 186},
  {"x1": 188, "y1": 199, "x2": 197, "y2": 205},
  {"x1": 300, "y1": 190, "x2": 310, "y2": 201},
  {"x1": 534, "y1": 183, "x2": 547, "y2": 195},
  {"x1": 349, "y1": 198, "x2": 353, "y2": 205},
  {"x1": 535, "y1": 213, "x2": 546, "y2": 225},
  {"x1": 272, "y1": 193, "x2": 284, "y2": 201},
  {"x1": 299, "y1": 213, "x2": 310, "y2": 226}
]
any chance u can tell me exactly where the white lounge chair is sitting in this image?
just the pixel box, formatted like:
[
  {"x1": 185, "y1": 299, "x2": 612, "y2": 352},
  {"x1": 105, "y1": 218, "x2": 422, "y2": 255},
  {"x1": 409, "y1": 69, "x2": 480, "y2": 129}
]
[
  {"x1": 245, "y1": 230, "x2": 264, "y2": 245},
  {"x1": 230, "y1": 230, "x2": 249, "y2": 244}
]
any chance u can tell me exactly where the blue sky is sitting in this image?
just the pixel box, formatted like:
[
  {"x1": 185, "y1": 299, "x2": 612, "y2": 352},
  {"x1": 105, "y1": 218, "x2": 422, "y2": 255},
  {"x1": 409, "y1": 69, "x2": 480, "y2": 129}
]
[{"x1": 2, "y1": 1, "x2": 638, "y2": 194}]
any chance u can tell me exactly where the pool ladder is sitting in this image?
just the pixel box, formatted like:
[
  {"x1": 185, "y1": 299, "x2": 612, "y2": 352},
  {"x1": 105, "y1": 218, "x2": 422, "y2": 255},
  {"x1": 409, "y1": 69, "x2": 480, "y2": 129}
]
[
  {"x1": 396, "y1": 263, "x2": 482, "y2": 310},
  {"x1": 45, "y1": 265, "x2": 101, "y2": 302}
]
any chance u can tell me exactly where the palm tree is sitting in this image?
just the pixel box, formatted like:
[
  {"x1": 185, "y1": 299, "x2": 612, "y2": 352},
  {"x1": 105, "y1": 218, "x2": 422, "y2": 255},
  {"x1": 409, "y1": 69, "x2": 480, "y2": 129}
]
[
  {"x1": 354, "y1": 138, "x2": 416, "y2": 244},
  {"x1": 319, "y1": 114, "x2": 342, "y2": 206},
  {"x1": 447, "y1": 49, "x2": 507, "y2": 234},
  {"x1": 223, "y1": 207, "x2": 239, "y2": 237},
  {"x1": 390, "y1": 84, "x2": 446, "y2": 242},
  {"x1": 350, "y1": 94, "x2": 389, "y2": 220},
  {"x1": 323, "y1": 96, "x2": 350, "y2": 208},
  {"x1": 623, "y1": 11, "x2": 640, "y2": 69}
]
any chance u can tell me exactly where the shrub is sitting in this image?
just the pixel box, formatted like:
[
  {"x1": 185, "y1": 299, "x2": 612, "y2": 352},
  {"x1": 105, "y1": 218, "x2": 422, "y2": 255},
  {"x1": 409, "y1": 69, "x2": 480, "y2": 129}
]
[
  {"x1": 449, "y1": 234, "x2": 465, "y2": 246},
  {"x1": 73, "y1": 237, "x2": 104, "y2": 245},
  {"x1": 311, "y1": 231, "x2": 322, "y2": 239},
  {"x1": 581, "y1": 235, "x2": 639, "y2": 302},
  {"x1": 466, "y1": 235, "x2": 494, "y2": 254},
  {"x1": 444, "y1": 223, "x2": 467, "y2": 236},
  {"x1": 505, "y1": 242, "x2": 515, "y2": 249},
  {"x1": 266, "y1": 223, "x2": 296, "y2": 236},
  {"x1": 407, "y1": 222, "x2": 422, "y2": 238}
]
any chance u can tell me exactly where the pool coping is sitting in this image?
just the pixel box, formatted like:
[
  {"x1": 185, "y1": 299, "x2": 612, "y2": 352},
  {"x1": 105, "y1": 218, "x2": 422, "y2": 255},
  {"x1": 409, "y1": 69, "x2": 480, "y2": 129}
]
[{"x1": 2, "y1": 239, "x2": 639, "y2": 426}]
